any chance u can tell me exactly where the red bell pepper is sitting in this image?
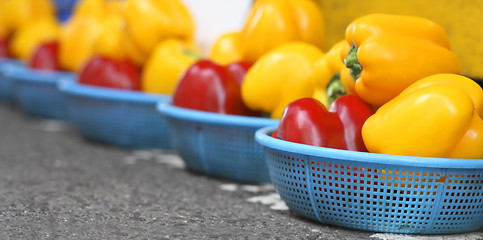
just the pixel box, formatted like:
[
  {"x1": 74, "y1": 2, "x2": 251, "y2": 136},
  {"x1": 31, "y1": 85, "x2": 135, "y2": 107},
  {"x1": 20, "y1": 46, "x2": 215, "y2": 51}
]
[
  {"x1": 29, "y1": 41, "x2": 61, "y2": 71},
  {"x1": 172, "y1": 59, "x2": 257, "y2": 116},
  {"x1": 226, "y1": 61, "x2": 252, "y2": 87},
  {"x1": 0, "y1": 37, "x2": 10, "y2": 57},
  {"x1": 78, "y1": 56, "x2": 141, "y2": 91},
  {"x1": 275, "y1": 95, "x2": 373, "y2": 151},
  {"x1": 329, "y1": 94, "x2": 374, "y2": 151}
]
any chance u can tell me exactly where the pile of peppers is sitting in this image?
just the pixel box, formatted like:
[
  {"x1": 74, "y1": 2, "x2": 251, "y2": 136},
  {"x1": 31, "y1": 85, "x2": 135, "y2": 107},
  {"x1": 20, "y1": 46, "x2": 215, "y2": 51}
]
[
  {"x1": 171, "y1": 0, "x2": 327, "y2": 117},
  {"x1": 0, "y1": 0, "x2": 481, "y2": 160},
  {"x1": 0, "y1": 0, "x2": 59, "y2": 61},
  {"x1": 268, "y1": 13, "x2": 483, "y2": 159},
  {"x1": 0, "y1": 0, "x2": 198, "y2": 93}
]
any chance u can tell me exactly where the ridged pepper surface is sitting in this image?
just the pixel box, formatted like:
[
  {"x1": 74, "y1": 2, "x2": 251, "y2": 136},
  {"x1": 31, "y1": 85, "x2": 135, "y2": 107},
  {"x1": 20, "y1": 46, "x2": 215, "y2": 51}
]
[
  {"x1": 341, "y1": 14, "x2": 460, "y2": 107},
  {"x1": 362, "y1": 74, "x2": 483, "y2": 159}
]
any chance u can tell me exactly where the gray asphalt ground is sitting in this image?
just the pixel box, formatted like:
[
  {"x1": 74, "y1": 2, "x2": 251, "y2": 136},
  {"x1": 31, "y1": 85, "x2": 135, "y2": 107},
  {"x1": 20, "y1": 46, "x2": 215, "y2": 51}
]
[{"x1": 0, "y1": 104, "x2": 482, "y2": 240}]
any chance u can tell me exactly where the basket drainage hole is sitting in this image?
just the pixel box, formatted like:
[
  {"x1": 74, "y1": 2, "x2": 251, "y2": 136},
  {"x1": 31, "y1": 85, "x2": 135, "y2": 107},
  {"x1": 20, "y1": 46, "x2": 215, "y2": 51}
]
[{"x1": 436, "y1": 175, "x2": 447, "y2": 183}]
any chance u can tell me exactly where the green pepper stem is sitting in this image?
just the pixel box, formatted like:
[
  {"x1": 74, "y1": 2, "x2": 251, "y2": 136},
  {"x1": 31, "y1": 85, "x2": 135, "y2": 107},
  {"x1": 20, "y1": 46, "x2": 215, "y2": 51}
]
[
  {"x1": 326, "y1": 73, "x2": 346, "y2": 106},
  {"x1": 344, "y1": 43, "x2": 362, "y2": 80},
  {"x1": 183, "y1": 50, "x2": 202, "y2": 61}
]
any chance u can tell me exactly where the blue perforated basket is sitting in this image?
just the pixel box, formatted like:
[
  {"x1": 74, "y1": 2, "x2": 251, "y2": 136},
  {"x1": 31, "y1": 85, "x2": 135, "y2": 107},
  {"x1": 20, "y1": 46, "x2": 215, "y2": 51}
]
[
  {"x1": 158, "y1": 102, "x2": 279, "y2": 183},
  {"x1": 0, "y1": 58, "x2": 23, "y2": 103},
  {"x1": 256, "y1": 126, "x2": 483, "y2": 235},
  {"x1": 5, "y1": 65, "x2": 75, "y2": 119},
  {"x1": 60, "y1": 80, "x2": 172, "y2": 150}
]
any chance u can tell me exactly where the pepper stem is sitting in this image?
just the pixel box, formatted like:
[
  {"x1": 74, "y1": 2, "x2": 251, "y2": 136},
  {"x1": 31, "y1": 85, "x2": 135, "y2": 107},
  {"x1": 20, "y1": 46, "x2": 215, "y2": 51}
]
[
  {"x1": 326, "y1": 73, "x2": 346, "y2": 106},
  {"x1": 344, "y1": 43, "x2": 362, "y2": 80},
  {"x1": 183, "y1": 49, "x2": 202, "y2": 61}
]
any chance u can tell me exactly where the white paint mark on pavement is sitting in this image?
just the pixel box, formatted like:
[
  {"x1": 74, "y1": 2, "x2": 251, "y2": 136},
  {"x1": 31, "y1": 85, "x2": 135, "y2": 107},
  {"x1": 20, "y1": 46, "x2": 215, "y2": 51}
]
[
  {"x1": 132, "y1": 150, "x2": 155, "y2": 160},
  {"x1": 37, "y1": 120, "x2": 71, "y2": 132},
  {"x1": 220, "y1": 184, "x2": 275, "y2": 193},
  {"x1": 220, "y1": 184, "x2": 238, "y2": 192},
  {"x1": 241, "y1": 184, "x2": 275, "y2": 193},
  {"x1": 220, "y1": 184, "x2": 288, "y2": 210},
  {"x1": 154, "y1": 153, "x2": 185, "y2": 169},
  {"x1": 371, "y1": 233, "x2": 483, "y2": 240},
  {"x1": 247, "y1": 193, "x2": 289, "y2": 211},
  {"x1": 124, "y1": 150, "x2": 185, "y2": 168}
]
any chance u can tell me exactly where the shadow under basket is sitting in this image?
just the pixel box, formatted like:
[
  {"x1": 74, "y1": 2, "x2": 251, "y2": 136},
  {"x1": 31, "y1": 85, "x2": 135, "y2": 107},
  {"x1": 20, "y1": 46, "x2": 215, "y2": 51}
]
[
  {"x1": 158, "y1": 102, "x2": 279, "y2": 184},
  {"x1": 59, "y1": 80, "x2": 172, "y2": 150},
  {"x1": 255, "y1": 126, "x2": 483, "y2": 235},
  {"x1": 6, "y1": 65, "x2": 75, "y2": 120}
]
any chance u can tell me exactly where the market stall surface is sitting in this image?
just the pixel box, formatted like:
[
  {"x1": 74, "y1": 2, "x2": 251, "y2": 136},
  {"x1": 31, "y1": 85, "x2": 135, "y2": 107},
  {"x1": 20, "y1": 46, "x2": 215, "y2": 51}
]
[{"x1": 0, "y1": 104, "x2": 482, "y2": 240}]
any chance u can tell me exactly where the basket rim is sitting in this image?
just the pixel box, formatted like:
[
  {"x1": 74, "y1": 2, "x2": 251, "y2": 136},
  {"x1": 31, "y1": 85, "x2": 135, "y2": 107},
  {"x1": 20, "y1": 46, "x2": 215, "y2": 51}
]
[
  {"x1": 59, "y1": 79, "x2": 170, "y2": 103},
  {"x1": 3, "y1": 64, "x2": 75, "y2": 83},
  {"x1": 158, "y1": 101, "x2": 279, "y2": 128},
  {"x1": 0, "y1": 58, "x2": 24, "y2": 74},
  {"x1": 255, "y1": 126, "x2": 483, "y2": 169},
  {"x1": 0, "y1": 57, "x2": 22, "y2": 65}
]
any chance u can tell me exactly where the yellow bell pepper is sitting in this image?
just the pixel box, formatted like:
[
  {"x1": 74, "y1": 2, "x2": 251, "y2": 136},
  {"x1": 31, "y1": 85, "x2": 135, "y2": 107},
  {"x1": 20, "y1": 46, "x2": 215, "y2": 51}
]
[
  {"x1": 59, "y1": 15, "x2": 103, "y2": 72},
  {"x1": 362, "y1": 73, "x2": 483, "y2": 159},
  {"x1": 123, "y1": 32, "x2": 147, "y2": 68},
  {"x1": 142, "y1": 38, "x2": 201, "y2": 95},
  {"x1": 209, "y1": 32, "x2": 243, "y2": 66},
  {"x1": 3, "y1": 0, "x2": 55, "y2": 34},
  {"x1": 312, "y1": 40, "x2": 346, "y2": 107},
  {"x1": 72, "y1": 0, "x2": 108, "y2": 18},
  {"x1": 0, "y1": 0, "x2": 8, "y2": 39},
  {"x1": 339, "y1": 66, "x2": 355, "y2": 95},
  {"x1": 10, "y1": 16, "x2": 60, "y2": 62},
  {"x1": 92, "y1": 1, "x2": 127, "y2": 60},
  {"x1": 60, "y1": 0, "x2": 129, "y2": 72},
  {"x1": 124, "y1": 0, "x2": 195, "y2": 66},
  {"x1": 0, "y1": 18, "x2": 8, "y2": 42},
  {"x1": 241, "y1": 41, "x2": 324, "y2": 119},
  {"x1": 341, "y1": 14, "x2": 460, "y2": 107},
  {"x1": 240, "y1": 0, "x2": 325, "y2": 63}
]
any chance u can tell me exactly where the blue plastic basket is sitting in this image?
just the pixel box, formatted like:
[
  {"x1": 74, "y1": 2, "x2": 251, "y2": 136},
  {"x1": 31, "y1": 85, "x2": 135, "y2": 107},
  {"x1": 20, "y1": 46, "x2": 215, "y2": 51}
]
[
  {"x1": 5, "y1": 65, "x2": 75, "y2": 120},
  {"x1": 60, "y1": 80, "x2": 172, "y2": 150},
  {"x1": 256, "y1": 126, "x2": 483, "y2": 235},
  {"x1": 0, "y1": 58, "x2": 23, "y2": 103},
  {"x1": 158, "y1": 102, "x2": 279, "y2": 183}
]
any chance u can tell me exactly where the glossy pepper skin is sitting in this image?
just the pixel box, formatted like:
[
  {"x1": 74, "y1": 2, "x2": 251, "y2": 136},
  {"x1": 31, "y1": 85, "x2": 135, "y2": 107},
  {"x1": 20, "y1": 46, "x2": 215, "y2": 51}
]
[
  {"x1": 341, "y1": 14, "x2": 460, "y2": 107},
  {"x1": 124, "y1": 0, "x2": 194, "y2": 66},
  {"x1": 29, "y1": 41, "x2": 61, "y2": 71},
  {"x1": 312, "y1": 40, "x2": 346, "y2": 108},
  {"x1": 226, "y1": 61, "x2": 252, "y2": 87},
  {"x1": 362, "y1": 73, "x2": 483, "y2": 159},
  {"x1": 241, "y1": 42, "x2": 324, "y2": 119},
  {"x1": 240, "y1": 0, "x2": 325, "y2": 63},
  {"x1": 78, "y1": 56, "x2": 141, "y2": 91},
  {"x1": 172, "y1": 60, "x2": 257, "y2": 116},
  {"x1": 276, "y1": 95, "x2": 373, "y2": 151},
  {"x1": 210, "y1": 32, "x2": 243, "y2": 66},
  {"x1": 0, "y1": 37, "x2": 10, "y2": 58},
  {"x1": 142, "y1": 38, "x2": 201, "y2": 95}
]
